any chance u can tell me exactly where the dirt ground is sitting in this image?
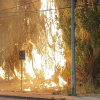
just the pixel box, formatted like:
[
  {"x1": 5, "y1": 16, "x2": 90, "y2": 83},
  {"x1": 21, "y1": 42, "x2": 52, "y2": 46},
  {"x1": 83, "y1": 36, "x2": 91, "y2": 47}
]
[
  {"x1": 0, "y1": 78, "x2": 60, "y2": 94},
  {"x1": 0, "y1": 79, "x2": 100, "y2": 100},
  {"x1": 0, "y1": 91, "x2": 100, "y2": 100}
]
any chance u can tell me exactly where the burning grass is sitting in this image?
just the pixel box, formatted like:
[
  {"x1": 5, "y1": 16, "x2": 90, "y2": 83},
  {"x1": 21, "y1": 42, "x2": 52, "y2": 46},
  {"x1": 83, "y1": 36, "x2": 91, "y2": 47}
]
[
  {"x1": 0, "y1": 75, "x2": 67, "y2": 94},
  {"x1": 0, "y1": 0, "x2": 67, "y2": 95}
]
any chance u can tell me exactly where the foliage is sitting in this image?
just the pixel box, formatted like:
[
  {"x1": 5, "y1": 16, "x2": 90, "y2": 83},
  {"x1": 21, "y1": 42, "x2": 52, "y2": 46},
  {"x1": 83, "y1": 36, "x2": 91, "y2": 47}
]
[
  {"x1": 52, "y1": 87, "x2": 72, "y2": 96},
  {"x1": 0, "y1": 0, "x2": 44, "y2": 73},
  {"x1": 60, "y1": 98, "x2": 66, "y2": 100},
  {"x1": 55, "y1": 0, "x2": 100, "y2": 87},
  {"x1": 64, "y1": 69, "x2": 71, "y2": 76},
  {"x1": 51, "y1": 97, "x2": 54, "y2": 100},
  {"x1": 66, "y1": 87, "x2": 72, "y2": 96},
  {"x1": 52, "y1": 89, "x2": 62, "y2": 95},
  {"x1": 76, "y1": 82, "x2": 96, "y2": 94}
]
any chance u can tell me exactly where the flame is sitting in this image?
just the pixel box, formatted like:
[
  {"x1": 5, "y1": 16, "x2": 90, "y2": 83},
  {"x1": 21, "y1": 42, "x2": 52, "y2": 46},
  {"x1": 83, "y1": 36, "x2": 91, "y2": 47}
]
[
  {"x1": 24, "y1": 58, "x2": 36, "y2": 78},
  {"x1": 24, "y1": 87, "x2": 31, "y2": 91},
  {"x1": 0, "y1": 0, "x2": 67, "y2": 91},
  {"x1": 0, "y1": 67, "x2": 5, "y2": 79},
  {"x1": 15, "y1": 0, "x2": 66, "y2": 89},
  {"x1": 58, "y1": 76, "x2": 67, "y2": 87},
  {"x1": 45, "y1": 82, "x2": 57, "y2": 89},
  {"x1": 14, "y1": 67, "x2": 21, "y2": 80}
]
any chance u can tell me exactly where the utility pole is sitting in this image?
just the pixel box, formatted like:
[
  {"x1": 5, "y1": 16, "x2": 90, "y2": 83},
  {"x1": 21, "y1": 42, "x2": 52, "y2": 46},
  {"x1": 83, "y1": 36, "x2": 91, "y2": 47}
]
[{"x1": 71, "y1": 0, "x2": 76, "y2": 96}]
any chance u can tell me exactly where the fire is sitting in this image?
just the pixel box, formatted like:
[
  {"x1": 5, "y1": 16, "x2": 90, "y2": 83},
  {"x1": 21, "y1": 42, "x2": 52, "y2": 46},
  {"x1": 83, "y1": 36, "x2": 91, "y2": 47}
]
[
  {"x1": 45, "y1": 82, "x2": 57, "y2": 89},
  {"x1": 0, "y1": 67, "x2": 5, "y2": 79},
  {"x1": 14, "y1": 66, "x2": 21, "y2": 80},
  {"x1": 58, "y1": 76, "x2": 67, "y2": 87},
  {"x1": 21, "y1": 0, "x2": 66, "y2": 89},
  {"x1": 24, "y1": 57, "x2": 36, "y2": 78},
  {"x1": 0, "y1": 0, "x2": 67, "y2": 91},
  {"x1": 24, "y1": 87, "x2": 31, "y2": 91}
]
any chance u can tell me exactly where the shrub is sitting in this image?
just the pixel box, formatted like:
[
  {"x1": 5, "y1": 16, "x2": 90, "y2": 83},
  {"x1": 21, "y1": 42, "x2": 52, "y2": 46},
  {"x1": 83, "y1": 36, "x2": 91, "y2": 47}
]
[
  {"x1": 66, "y1": 87, "x2": 72, "y2": 96},
  {"x1": 77, "y1": 82, "x2": 96, "y2": 94}
]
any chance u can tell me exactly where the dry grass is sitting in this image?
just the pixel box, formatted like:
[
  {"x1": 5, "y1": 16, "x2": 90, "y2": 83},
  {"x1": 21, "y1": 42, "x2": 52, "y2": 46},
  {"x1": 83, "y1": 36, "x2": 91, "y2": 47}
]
[{"x1": 76, "y1": 82, "x2": 96, "y2": 94}]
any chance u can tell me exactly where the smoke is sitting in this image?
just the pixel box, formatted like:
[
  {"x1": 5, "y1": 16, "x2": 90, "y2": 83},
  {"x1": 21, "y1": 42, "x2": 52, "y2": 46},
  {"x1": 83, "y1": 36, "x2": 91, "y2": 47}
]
[
  {"x1": 0, "y1": 0, "x2": 24, "y2": 65},
  {"x1": 0, "y1": 0, "x2": 15, "y2": 10},
  {"x1": 0, "y1": 0, "x2": 44, "y2": 71}
]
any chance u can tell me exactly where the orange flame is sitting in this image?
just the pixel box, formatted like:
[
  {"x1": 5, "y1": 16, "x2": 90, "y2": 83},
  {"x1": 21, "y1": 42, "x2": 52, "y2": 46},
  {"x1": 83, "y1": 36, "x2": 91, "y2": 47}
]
[
  {"x1": 0, "y1": 0, "x2": 67, "y2": 91},
  {"x1": 0, "y1": 67, "x2": 5, "y2": 79}
]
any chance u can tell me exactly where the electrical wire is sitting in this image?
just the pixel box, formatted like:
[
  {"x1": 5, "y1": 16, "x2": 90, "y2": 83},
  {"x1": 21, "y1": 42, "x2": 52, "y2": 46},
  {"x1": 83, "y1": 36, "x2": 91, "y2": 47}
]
[
  {"x1": 0, "y1": 2, "x2": 100, "y2": 18},
  {"x1": 0, "y1": 2, "x2": 100, "y2": 13},
  {"x1": 0, "y1": 6, "x2": 68, "y2": 14},
  {"x1": 1, "y1": 2, "x2": 100, "y2": 14}
]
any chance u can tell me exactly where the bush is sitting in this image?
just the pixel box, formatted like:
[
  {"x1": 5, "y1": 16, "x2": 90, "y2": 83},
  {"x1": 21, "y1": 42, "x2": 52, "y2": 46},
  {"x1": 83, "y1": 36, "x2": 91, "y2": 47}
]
[
  {"x1": 66, "y1": 87, "x2": 72, "y2": 96},
  {"x1": 76, "y1": 82, "x2": 96, "y2": 94},
  {"x1": 52, "y1": 87, "x2": 72, "y2": 96},
  {"x1": 52, "y1": 90, "x2": 61, "y2": 95},
  {"x1": 83, "y1": 82, "x2": 96, "y2": 94}
]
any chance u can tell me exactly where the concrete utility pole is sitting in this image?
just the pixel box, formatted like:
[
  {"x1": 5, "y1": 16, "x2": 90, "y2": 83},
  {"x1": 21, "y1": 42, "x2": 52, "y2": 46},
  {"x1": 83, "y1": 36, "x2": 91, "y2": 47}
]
[{"x1": 71, "y1": 0, "x2": 76, "y2": 96}]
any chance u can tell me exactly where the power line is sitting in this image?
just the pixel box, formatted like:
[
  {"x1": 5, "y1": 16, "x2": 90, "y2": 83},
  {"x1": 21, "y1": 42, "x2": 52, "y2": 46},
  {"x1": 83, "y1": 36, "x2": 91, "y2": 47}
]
[
  {"x1": 0, "y1": 6, "x2": 68, "y2": 14},
  {"x1": 0, "y1": 2, "x2": 100, "y2": 14},
  {"x1": 0, "y1": 6, "x2": 69, "y2": 18},
  {"x1": 0, "y1": 2, "x2": 100, "y2": 18}
]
